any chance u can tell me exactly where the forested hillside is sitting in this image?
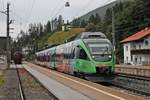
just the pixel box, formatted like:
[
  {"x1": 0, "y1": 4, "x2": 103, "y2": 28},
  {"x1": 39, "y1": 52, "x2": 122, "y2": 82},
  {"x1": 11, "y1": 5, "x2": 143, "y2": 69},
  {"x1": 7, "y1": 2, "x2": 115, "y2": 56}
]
[{"x1": 72, "y1": 0, "x2": 150, "y2": 62}]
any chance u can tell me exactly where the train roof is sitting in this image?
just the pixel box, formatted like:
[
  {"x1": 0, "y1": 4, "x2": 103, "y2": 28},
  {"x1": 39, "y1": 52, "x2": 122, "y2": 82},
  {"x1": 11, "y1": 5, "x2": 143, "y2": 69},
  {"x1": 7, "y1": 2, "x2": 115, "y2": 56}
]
[
  {"x1": 79, "y1": 32, "x2": 106, "y2": 39},
  {"x1": 36, "y1": 46, "x2": 56, "y2": 55},
  {"x1": 36, "y1": 32, "x2": 111, "y2": 55}
]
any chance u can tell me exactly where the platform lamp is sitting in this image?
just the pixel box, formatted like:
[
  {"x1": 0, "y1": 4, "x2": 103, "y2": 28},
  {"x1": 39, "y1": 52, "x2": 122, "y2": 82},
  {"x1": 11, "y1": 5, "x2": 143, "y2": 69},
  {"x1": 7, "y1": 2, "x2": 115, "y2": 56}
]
[{"x1": 65, "y1": 0, "x2": 70, "y2": 7}]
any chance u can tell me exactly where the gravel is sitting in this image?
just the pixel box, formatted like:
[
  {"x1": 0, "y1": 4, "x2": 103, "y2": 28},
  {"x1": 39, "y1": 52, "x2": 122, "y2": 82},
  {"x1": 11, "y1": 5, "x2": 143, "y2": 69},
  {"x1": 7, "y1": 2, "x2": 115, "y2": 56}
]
[{"x1": 0, "y1": 69, "x2": 22, "y2": 100}]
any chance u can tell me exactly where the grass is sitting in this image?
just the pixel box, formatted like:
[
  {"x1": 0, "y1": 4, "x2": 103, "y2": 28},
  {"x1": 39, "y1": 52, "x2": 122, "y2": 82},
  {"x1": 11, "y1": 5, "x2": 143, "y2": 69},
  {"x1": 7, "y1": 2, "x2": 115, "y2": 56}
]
[
  {"x1": 0, "y1": 75, "x2": 5, "y2": 86},
  {"x1": 48, "y1": 28, "x2": 85, "y2": 45},
  {"x1": 36, "y1": 28, "x2": 85, "y2": 50}
]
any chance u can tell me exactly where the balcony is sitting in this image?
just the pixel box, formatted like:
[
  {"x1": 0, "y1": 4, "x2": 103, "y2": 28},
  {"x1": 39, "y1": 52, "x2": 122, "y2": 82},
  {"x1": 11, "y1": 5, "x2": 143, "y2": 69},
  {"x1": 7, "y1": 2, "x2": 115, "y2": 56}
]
[{"x1": 131, "y1": 49, "x2": 150, "y2": 54}]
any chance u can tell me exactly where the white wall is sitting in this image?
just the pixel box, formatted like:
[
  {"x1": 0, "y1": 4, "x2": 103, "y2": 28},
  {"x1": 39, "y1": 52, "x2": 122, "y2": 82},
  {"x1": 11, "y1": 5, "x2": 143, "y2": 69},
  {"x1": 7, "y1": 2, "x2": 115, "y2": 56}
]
[{"x1": 123, "y1": 43, "x2": 132, "y2": 64}]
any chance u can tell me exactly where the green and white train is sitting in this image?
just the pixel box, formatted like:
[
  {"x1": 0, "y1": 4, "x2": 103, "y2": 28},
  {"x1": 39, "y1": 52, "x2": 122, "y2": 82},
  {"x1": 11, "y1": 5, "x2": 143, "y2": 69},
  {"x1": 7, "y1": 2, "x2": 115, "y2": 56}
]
[{"x1": 36, "y1": 32, "x2": 115, "y2": 82}]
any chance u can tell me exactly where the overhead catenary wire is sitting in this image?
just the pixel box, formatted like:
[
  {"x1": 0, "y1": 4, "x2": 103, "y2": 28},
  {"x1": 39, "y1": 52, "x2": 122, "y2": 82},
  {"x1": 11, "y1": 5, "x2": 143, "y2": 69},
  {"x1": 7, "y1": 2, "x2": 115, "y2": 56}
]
[
  {"x1": 50, "y1": 0, "x2": 69, "y2": 31},
  {"x1": 49, "y1": 0, "x2": 62, "y2": 19},
  {"x1": 52, "y1": 4, "x2": 65, "y2": 19},
  {"x1": 51, "y1": 0, "x2": 69, "y2": 19},
  {"x1": 24, "y1": 0, "x2": 36, "y2": 30},
  {"x1": 10, "y1": 0, "x2": 36, "y2": 38},
  {"x1": 11, "y1": 11, "x2": 24, "y2": 35},
  {"x1": 73, "y1": 0, "x2": 113, "y2": 19},
  {"x1": 1, "y1": 0, "x2": 5, "y2": 10},
  {"x1": 73, "y1": 0, "x2": 92, "y2": 19}
]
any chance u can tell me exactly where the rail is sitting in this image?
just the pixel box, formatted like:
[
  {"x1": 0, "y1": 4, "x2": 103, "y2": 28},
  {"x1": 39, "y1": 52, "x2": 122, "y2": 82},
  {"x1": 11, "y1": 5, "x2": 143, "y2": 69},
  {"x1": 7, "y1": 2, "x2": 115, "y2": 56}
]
[
  {"x1": 111, "y1": 73, "x2": 150, "y2": 96},
  {"x1": 15, "y1": 65, "x2": 26, "y2": 100}
]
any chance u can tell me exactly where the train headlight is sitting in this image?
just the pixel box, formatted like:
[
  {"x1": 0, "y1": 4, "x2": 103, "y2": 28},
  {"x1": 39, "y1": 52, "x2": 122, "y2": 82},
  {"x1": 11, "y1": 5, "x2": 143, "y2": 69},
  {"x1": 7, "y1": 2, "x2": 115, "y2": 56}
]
[
  {"x1": 92, "y1": 56, "x2": 95, "y2": 58},
  {"x1": 108, "y1": 55, "x2": 112, "y2": 59}
]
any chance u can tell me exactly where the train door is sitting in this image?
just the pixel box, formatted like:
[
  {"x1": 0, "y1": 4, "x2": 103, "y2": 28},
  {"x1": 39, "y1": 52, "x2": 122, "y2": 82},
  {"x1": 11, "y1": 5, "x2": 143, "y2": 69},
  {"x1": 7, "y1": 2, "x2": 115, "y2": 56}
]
[{"x1": 75, "y1": 46, "x2": 95, "y2": 74}]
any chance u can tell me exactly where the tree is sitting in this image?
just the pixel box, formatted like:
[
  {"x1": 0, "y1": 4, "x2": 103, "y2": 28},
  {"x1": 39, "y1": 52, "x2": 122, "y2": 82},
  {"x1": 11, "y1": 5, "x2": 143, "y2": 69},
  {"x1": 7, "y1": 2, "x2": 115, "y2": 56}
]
[
  {"x1": 57, "y1": 15, "x2": 63, "y2": 31},
  {"x1": 80, "y1": 20, "x2": 87, "y2": 28},
  {"x1": 89, "y1": 15, "x2": 96, "y2": 24},
  {"x1": 45, "y1": 21, "x2": 51, "y2": 33},
  {"x1": 66, "y1": 20, "x2": 70, "y2": 25},
  {"x1": 72, "y1": 18, "x2": 80, "y2": 27},
  {"x1": 85, "y1": 23, "x2": 96, "y2": 32},
  {"x1": 38, "y1": 23, "x2": 44, "y2": 37},
  {"x1": 95, "y1": 13, "x2": 101, "y2": 25},
  {"x1": 104, "y1": 8, "x2": 112, "y2": 25}
]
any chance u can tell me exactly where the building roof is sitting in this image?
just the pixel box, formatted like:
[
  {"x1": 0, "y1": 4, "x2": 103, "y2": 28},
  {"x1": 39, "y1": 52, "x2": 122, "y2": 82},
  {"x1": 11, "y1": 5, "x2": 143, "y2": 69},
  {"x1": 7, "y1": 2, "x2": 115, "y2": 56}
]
[{"x1": 121, "y1": 28, "x2": 150, "y2": 43}]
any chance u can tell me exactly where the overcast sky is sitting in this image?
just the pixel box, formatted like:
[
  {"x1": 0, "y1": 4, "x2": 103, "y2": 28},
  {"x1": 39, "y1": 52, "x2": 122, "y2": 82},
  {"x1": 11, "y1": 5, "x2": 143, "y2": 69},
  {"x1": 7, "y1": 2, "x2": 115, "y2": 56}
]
[{"x1": 0, "y1": 0, "x2": 115, "y2": 39}]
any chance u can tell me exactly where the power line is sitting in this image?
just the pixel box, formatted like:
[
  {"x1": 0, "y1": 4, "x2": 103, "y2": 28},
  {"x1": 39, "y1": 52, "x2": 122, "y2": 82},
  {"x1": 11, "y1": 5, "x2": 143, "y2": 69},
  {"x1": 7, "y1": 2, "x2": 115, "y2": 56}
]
[
  {"x1": 52, "y1": 4, "x2": 65, "y2": 19},
  {"x1": 26, "y1": 0, "x2": 36, "y2": 22},
  {"x1": 10, "y1": 0, "x2": 36, "y2": 37},
  {"x1": 49, "y1": 0, "x2": 62, "y2": 19},
  {"x1": 73, "y1": 0, "x2": 113, "y2": 19},
  {"x1": 24, "y1": 0, "x2": 36, "y2": 30},
  {"x1": 74, "y1": 0, "x2": 91, "y2": 18},
  {"x1": 52, "y1": 0, "x2": 70, "y2": 19},
  {"x1": 1, "y1": 0, "x2": 4, "y2": 10}
]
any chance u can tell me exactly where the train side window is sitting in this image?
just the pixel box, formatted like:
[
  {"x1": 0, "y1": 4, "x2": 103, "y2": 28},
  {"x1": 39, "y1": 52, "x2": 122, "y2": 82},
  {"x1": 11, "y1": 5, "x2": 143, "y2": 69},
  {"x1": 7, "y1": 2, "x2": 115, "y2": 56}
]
[
  {"x1": 75, "y1": 47, "x2": 80, "y2": 59},
  {"x1": 79, "y1": 49, "x2": 87, "y2": 60},
  {"x1": 71, "y1": 49, "x2": 75, "y2": 59}
]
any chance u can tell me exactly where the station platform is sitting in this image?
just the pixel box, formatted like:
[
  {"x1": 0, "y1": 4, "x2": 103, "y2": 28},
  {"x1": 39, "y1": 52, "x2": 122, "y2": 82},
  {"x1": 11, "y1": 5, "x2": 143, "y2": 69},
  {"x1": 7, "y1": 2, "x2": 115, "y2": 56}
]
[
  {"x1": 23, "y1": 62, "x2": 142, "y2": 100},
  {"x1": 23, "y1": 64, "x2": 91, "y2": 100}
]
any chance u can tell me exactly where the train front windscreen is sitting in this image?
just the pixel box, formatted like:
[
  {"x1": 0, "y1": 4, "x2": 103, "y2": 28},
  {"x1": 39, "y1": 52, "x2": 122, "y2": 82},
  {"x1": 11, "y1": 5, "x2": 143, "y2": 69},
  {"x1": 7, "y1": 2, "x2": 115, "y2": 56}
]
[{"x1": 87, "y1": 42, "x2": 112, "y2": 62}]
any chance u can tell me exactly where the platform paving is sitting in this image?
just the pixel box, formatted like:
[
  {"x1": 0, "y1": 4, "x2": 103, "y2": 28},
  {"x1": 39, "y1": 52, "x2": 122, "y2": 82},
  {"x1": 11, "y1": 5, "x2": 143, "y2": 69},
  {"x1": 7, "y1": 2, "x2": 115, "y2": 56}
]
[{"x1": 24, "y1": 64, "x2": 92, "y2": 100}]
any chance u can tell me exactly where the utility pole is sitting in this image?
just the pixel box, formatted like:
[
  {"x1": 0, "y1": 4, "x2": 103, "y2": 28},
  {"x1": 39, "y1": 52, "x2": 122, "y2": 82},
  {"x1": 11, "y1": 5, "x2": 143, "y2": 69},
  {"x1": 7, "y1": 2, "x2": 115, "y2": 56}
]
[
  {"x1": 0, "y1": 2, "x2": 12, "y2": 68},
  {"x1": 112, "y1": 7, "x2": 115, "y2": 52},
  {"x1": 6, "y1": 2, "x2": 11, "y2": 68}
]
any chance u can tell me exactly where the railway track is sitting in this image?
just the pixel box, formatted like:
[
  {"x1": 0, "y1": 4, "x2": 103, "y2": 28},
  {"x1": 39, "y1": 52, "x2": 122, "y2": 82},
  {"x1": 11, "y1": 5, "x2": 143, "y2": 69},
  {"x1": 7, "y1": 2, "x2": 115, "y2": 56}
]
[
  {"x1": 111, "y1": 73, "x2": 150, "y2": 96},
  {"x1": 15, "y1": 65, "x2": 26, "y2": 100}
]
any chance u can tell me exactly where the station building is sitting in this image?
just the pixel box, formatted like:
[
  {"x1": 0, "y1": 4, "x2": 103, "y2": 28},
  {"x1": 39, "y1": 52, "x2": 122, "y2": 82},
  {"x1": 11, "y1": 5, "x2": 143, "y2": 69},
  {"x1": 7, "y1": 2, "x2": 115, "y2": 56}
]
[{"x1": 121, "y1": 28, "x2": 150, "y2": 65}]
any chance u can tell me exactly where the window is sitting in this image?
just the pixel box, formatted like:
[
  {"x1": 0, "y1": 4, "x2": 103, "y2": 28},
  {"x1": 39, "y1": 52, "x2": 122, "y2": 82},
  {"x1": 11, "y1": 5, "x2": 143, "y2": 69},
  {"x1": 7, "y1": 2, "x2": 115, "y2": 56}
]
[
  {"x1": 131, "y1": 55, "x2": 133, "y2": 61},
  {"x1": 126, "y1": 46, "x2": 128, "y2": 51},
  {"x1": 140, "y1": 56, "x2": 142, "y2": 62},
  {"x1": 145, "y1": 40, "x2": 149, "y2": 45},
  {"x1": 139, "y1": 45, "x2": 141, "y2": 49},
  {"x1": 126, "y1": 57, "x2": 128, "y2": 62},
  {"x1": 70, "y1": 48, "x2": 75, "y2": 59},
  {"x1": 135, "y1": 58, "x2": 137, "y2": 63},
  {"x1": 79, "y1": 49, "x2": 87, "y2": 60},
  {"x1": 133, "y1": 45, "x2": 136, "y2": 49}
]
